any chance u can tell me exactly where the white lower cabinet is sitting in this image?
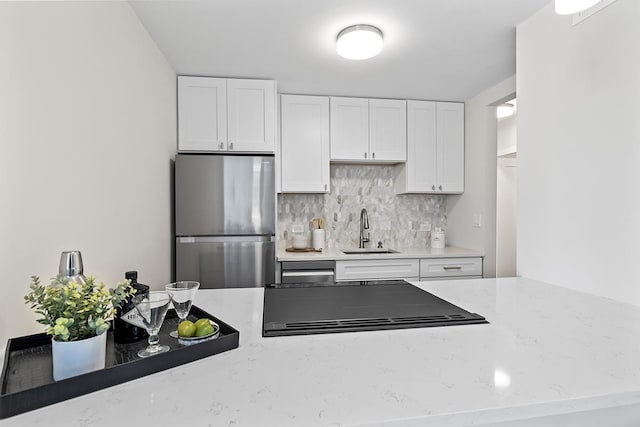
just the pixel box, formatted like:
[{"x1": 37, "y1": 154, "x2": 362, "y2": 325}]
[
  {"x1": 335, "y1": 259, "x2": 419, "y2": 282},
  {"x1": 419, "y1": 257, "x2": 483, "y2": 280},
  {"x1": 292, "y1": 257, "x2": 482, "y2": 282}
]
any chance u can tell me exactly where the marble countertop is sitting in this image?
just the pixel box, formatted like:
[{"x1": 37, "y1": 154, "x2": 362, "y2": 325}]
[
  {"x1": 6, "y1": 278, "x2": 640, "y2": 426},
  {"x1": 277, "y1": 244, "x2": 483, "y2": 261}
]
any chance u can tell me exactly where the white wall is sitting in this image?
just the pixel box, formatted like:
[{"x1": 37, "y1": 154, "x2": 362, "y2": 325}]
[
  {"x1": 0, "y1": 2, "x2": 176, "y2": 351},
  {"x1": 447, "y1": 76, "x2": 516, "y2": 278},
  {"x1": 496, "y1": 156, "x2": 517, "y2": 277},
  {"x1": 517, "y1": 1, "x2": 640, "y2": 303},
  {"x1": 497, "y1": 113, "x2": 517, "y2": 156},
  {"x1": 496, "y1": 113, "x2": 518, "y2": 277}
]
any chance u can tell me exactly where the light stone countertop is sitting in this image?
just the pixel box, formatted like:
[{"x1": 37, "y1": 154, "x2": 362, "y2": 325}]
[
  {"x1": 277, "y1": 243, "x2": 483, "y2": 262},
  {"x1": 5, "y1": 278, "x2": 640, "y2": 426}
]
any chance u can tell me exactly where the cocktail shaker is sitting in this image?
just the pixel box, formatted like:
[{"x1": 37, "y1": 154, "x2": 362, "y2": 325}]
[{"x1": 58, "y1": 250, "x2": 88, "y2": 284}]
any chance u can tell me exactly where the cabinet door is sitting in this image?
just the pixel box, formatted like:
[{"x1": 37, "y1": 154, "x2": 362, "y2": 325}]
[
  {"x1": 369, "y1": 99, "x2": 407, "y2": 162},
  {"x1": 178, "y1": 76, "x2": 227, "y2": 152},
  {"x1": 406, "y1": 100, "x2": 437, "y2": 192},
  {"x1": 280, "y1": 95, "x2": 330, "y2": 193},
  {"x1": 227, "y1": 79, "x2": 276, "y2": 153},
  {"x1": 437, "y1": 102, "x2": 464, "y2": 193},
  {"x1": 330, "y1": 97, "x2": 369, "y2": 161}
]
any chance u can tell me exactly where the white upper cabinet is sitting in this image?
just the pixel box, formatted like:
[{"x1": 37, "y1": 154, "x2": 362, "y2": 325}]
[
  {"x1": 227, "y1": 79, "x2": 275, "y2": 152},
  {"x1": 178, "y1": 76, "x2": 275, "y2": 153},
  {"x1": 330, "y1": 97, "x2": 406, "y2": 163},
  {"x1": 178, "y1": 76, "x2": 227, "y2": 151},
  {"x1": 280, "y1": 95, "x2": 330, "y2": 193},
  {"x1": 396, "y1": 101, "x2": 464, "y2": 194},
  {"x1": 330, "y1": 97, "x2": 369, "y2": 161},
  {"x1": 403, "y1": 100, "x2": 438, "y2": 191},
  {"x1": 369, "y1": 99, "x2": 407, "y2": 162},
  {"x1": 437, "y1": 102, "x2": 464, "y2": 193}
]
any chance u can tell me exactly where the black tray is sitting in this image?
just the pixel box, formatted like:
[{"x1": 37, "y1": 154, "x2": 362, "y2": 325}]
[{"x1": 0, "y1": 306, "x2": 239, "y2": 419}]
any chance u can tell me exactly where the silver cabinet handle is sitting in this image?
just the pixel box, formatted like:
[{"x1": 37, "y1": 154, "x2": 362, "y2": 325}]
[
  {"x1": 230, "y1": 142, "x2": 234, "y2": 150},
  {"x1": 432, "y1": 185, "x2": 436, "y2": 191},
  {"x1": 439, "y1": 185, "x2": 443, "y2": 191},
  {"x1": 443, "y1": 266, "x2": 462, "y2": 271},
  {"x1": 324, "y1": 183, "x2": 327, "y2": 191},
  {"x1": 364, "y1": 152, "x2": 367, "y2": 159},
  {"x1": 372, "y1": 152, "x2": 375, "y2": 159},
  {"x1": 219, "y1": 142, "x2": 224, "y2": 149}
]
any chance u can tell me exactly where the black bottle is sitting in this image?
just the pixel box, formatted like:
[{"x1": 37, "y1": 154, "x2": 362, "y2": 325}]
[{"x1": 113, "y1": 271, "x2": 149, "y2": 343}]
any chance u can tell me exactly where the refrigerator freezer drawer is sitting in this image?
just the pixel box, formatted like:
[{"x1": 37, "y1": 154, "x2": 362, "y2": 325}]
[{"x1": 176, "y1": 236, "x2": 275, "y2": 289}]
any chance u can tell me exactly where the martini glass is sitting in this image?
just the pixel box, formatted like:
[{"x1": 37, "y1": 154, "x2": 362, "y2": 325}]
[
  {"x1": 133, "y1": 291, "x2": 171, "y2": 358},
  {"x1": 165, "y1": 281, "x2": 200, "y2": 338}
]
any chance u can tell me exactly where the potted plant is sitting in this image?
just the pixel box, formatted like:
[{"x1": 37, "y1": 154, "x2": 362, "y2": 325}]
[{"x1": 24, "y1": 275, "x2": 135, "y2": 381}]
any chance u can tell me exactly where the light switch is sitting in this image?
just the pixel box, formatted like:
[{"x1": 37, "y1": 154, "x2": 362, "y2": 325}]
[{"x1": 472, "y1": 214, "x2": 482, "y2": 228}]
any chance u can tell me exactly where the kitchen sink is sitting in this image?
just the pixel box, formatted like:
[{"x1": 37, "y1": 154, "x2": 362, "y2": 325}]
[{"x1": 340, "y1": 249, "x2": 400, "y2": 255}]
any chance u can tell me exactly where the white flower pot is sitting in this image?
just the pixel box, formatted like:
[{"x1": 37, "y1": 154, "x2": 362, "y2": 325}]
[{"x1": 51, "y1": 332, "x2": 107, "y2": 381}]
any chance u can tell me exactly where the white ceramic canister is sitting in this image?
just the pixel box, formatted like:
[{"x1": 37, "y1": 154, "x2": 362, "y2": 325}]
[
  {"x1": 290, "y1": 223, "x2": 307, "y2": 249},
  {"x1": 292, "y1": 232, "x2": 307, "y2": 249},
  {"x1": 430, "y1": 229, "x2": 446, "y2": 249},
  {"x1": 312, "y1": 229, "x2": 325, "y2": 250}
]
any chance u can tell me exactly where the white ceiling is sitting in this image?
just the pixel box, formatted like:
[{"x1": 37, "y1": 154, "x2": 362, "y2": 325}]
[{"x1": 129, "y1": 0, "x2": 551, "y2": 102}]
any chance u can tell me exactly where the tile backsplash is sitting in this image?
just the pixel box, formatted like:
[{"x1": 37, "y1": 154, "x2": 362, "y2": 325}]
[{"x1": 278, "y1": 165, "x2": 446, "y2": 249}]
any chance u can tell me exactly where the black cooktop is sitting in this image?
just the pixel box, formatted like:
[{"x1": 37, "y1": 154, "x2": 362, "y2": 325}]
[{"x1": 262, "y1": 280, "x2": 488, "y2": 337}]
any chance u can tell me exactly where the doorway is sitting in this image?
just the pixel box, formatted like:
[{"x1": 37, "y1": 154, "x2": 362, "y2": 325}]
[{"x1": 496, "y1": 98, "x2": 517, "y2": 277}]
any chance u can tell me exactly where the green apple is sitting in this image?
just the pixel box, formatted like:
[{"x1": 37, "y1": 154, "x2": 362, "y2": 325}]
[
  {"x1": 194, "y1": 318, "x2": 211, "y2": 330},
  {"x1": 177, "y1": 320, "x2": 196, "y2": 338},
  {"x1": 195, "y1": 322, "x2": 215, "y2": 337}
]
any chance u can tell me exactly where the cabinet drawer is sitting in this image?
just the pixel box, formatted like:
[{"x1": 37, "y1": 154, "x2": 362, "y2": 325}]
[
  {"x1": 336, "y1": 259, "x2": 419, "y2": 281},
  {"x1": 419, "y1": 257, "x2": 482, "y2": 278}
]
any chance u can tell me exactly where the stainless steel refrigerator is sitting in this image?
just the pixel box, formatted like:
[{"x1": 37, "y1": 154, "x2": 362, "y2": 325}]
[{"x1": 174, "y1": 154, "x2": 275, "y2": 288}]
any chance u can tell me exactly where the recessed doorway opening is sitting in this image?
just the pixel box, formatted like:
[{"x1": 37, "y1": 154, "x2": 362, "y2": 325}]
[{"x1": 496, "y1": 97, "x2": 517, "y2": 277}]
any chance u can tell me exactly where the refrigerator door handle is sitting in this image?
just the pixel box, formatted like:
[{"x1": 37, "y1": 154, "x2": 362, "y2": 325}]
[{"x1": 177, "y1": 235, "x2": 273, "y2": 244}]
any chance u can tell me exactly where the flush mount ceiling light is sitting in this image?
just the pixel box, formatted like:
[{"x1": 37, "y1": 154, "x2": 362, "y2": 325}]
[
  {"x1": 336, "y1": 24, "x2": 383, "y2": 60},
  {"x1": 555, "y1": 0, "x2": 600, "y2": 15},
  {"x1": 496, "y1": 103, "x2": 515, "y2": 119}
]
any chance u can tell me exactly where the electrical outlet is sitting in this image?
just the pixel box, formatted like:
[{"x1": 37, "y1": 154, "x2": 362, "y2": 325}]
[{"x1": 419, "y1": 223, "x2": 431, "y2": 232}]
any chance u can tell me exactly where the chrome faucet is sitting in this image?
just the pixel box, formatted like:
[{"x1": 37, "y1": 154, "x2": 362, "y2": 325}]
[{"x1": 359, "y1": 208, "x2": 370, "y2": 248}]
